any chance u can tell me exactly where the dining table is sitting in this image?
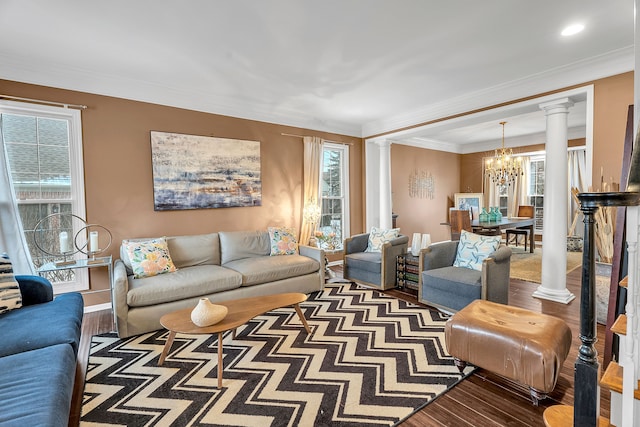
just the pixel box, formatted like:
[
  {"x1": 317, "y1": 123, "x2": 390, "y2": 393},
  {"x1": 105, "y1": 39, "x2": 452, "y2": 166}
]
[{"x1": 471, "y1": 217, "x2": 535, "y2": 253}]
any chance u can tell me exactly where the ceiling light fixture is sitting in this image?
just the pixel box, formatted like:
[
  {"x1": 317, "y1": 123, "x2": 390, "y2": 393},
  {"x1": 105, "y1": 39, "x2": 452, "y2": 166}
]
[
  {"x1": 561, "y1": 23, "x2": 585, "y2": 36},
  {"x1": 485, "y1": 121, "x2": 523, "y2": 189}
]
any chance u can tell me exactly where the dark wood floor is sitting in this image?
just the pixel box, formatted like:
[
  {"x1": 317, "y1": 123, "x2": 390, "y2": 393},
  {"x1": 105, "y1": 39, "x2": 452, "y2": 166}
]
[{"x1": 69, "y1": 266, "x2": 609, "y2": 427}]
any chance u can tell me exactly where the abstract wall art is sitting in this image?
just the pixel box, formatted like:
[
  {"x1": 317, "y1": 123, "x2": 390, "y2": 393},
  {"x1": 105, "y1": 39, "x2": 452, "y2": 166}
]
[{"x1": 150, "y1": 131, "x2": 262, "y2": 210}]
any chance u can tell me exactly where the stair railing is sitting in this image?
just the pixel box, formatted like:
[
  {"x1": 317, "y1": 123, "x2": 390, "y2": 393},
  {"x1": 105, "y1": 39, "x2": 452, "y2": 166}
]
[{"x1": 623, "y1": 205, "x2": 639, "y2": 426}]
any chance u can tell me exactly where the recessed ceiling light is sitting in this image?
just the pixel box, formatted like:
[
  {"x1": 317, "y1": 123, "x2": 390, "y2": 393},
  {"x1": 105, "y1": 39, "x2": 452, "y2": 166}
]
[{"x1": 561, "y1": 24, "x2": 585, "y2": 36}]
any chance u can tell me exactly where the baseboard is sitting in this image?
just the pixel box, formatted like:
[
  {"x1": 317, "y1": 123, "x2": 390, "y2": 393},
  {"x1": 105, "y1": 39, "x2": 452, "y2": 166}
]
[{"x1": 84, "y1": 302, "x2": 111, "y2": 313}]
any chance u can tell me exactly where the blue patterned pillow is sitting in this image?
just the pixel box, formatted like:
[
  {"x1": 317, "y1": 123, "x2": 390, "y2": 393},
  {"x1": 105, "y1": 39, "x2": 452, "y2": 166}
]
[
  {"x1": 365, "y1": 227, "x2": 400, "y2": 252},
  {"x1": 453, "y1": 230, "x2": 501, "y2": 271},
  {"x1": 0, "y1": 256, "x2": 22, "y2": 314}
]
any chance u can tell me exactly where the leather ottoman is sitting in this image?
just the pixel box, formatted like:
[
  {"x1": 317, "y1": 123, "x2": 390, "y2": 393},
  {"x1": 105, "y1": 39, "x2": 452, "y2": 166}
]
[{"x1": 444, "y1": 299, "x2": 572, "y2": 405}]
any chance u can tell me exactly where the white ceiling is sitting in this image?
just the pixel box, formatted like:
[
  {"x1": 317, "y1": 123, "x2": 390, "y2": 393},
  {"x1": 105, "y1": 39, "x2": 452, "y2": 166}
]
[{"x1": 0, "y1": 0, "x2": 634, "y2": 152}]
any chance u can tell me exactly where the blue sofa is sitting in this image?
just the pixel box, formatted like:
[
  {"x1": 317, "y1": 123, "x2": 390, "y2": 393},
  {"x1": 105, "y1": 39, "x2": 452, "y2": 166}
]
[{"x1": 0, "y1": 275, "x2": 84, "y2": 427}]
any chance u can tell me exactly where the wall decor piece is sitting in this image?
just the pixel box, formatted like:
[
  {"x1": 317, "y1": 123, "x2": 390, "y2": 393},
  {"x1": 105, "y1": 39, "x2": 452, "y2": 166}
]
[
  {"x1": 408, "y1": 169, "x2": 435, "y2": 199},
  {"x1": 454, "y1": 193, "x2": 483, "y2": 220},
  {"x1": 150, "y1": 131, "x2": 261, "y2": 210}
]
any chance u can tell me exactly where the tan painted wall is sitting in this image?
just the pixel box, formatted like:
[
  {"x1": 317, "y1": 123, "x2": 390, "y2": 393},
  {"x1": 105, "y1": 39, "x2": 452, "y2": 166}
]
[
  {"x1": 391, "y1": 144, "x2": 460, "y2": 243},
  {"x1": 593, "y1": 72, "x2": 634, "y2": 189},
  {"x1": 0, "y1": 80, "x2": 364, "y2": 305}
]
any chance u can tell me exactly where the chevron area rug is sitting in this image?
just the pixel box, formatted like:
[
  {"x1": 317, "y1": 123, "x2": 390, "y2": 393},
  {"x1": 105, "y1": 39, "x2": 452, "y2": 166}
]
[{"x1": 80, "y1": 283, "x2": 473, "y2": 426}]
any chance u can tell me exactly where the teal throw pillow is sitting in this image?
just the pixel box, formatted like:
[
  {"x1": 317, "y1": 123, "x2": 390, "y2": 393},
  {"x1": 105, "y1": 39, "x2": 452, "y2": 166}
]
[{"x1": 453, "y1": 230, "x2": 501, "y2": 271}]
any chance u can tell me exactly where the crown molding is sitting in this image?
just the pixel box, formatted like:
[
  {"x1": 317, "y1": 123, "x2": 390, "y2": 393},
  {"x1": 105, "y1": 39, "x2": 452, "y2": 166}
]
[
  {"x1": 361, "y1": 46, "x2": 633, "y2": 138},
  {"x1": 395, "y1": 125, "x2": 586, "y2": 155},
  {"x1": 1, "y1": 46, "x2": 630, "y2": 140}
]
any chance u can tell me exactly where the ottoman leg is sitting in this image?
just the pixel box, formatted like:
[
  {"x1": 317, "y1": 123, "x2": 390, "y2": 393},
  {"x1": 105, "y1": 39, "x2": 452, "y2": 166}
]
[
  {"x1": 453, "y1": 357, "x2": 467, "y2": 372},
  {"x1": 529, "y1": 387, "x2": 547, "y2": 406}
]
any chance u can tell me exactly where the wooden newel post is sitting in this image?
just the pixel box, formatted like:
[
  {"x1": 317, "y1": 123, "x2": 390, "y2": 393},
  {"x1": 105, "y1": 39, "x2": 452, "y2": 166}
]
[{"x1": 575, "y1": 195, "x2": 600, "y2": 427}]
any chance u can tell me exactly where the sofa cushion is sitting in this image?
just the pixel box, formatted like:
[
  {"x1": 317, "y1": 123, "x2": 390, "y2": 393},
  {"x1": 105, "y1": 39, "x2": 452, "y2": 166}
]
[
  {"x1": 422, "y1": 266, "x2": 482, "y2": 301},
  {"x1": 453, "y1": 230, "x2": 501, "y2": 271},
  {"x1": 123, "y1": 237, "x2": 178, "y2": 279},
  {"x1": 0, "y1": 292, "x2": 83, "y2": 358},
  {"x1": 127, "y1": 265, "x2": 242, "y2": 307},
  {"x1": 167, "y1": 233, "x2": 220, "y2": 268},
  {"x1": 219, "y1": 230, "x2": 270, "y2": 264},
  {"x1": 224, "y1": 254, "x2": 320, "y2": 287},
  {"x1": 0, "y1": 344, "x2": 76, "y2": 427},
  {"x1": 0, "y1": 256, "x2": 22, "y2": 314},
  {"x1": 344, "y1": 251, "x2": 381, "y2": 273},
  {"x1": 268, "y1": 226, "x2": 298, "y2": 255},
  {"x1": 120, "y1": 233, "x2": 220, "y2": 275},
  {"x1": 365, "y1": 227, "x2": 400, "y2": 252}
]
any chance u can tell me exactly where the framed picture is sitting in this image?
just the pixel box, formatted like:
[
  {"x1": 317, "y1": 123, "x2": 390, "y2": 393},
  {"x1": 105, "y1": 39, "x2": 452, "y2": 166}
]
[
  {"x1": 150, "y1": 131, "x2": 262, "y2": 210},
  {"x1": 454, "y1": 193, "x2": 483, "y2": 220}
]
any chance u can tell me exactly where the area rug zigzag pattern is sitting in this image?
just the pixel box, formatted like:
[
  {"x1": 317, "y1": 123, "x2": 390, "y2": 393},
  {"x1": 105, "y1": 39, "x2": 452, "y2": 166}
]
[{"x1": 81, "y1": 283, "x2": 473, "y2": 427}]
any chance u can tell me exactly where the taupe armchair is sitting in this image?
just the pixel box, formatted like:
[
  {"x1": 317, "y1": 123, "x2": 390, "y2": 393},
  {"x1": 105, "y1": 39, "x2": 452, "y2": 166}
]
[
  {"x1": 343, "y1": 233, "x2": 409, "y2": 290},
  {"x1": 418, "y1": 240, "x2": 511, "y2": 313}
]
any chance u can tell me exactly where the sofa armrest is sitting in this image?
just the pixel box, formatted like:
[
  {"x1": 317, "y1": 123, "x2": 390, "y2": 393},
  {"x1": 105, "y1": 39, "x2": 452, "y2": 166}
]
[
  {"x1": 113, "y1": 259, "x2": 131, "y2": 337},
  {"x1": 344, "y1": 233, "x2": 369, "y2": 255},
  {"x1": 299, "y1": 245, "x2": 326, "y2": 283},
  {"x1": 299, "y1": 245, "x2": 324, "y2": 263},
  {"x1": 381, "y1": 235, "x2": 409, "y2": 289},
  {"x1": 15, "y1": 275, "x2": 53, "y2": 306},
  {"x1": 420, "y1": 241, "x2": 458, "y2": 271},
  {"x1": 481, "y1": 245, "x2": 512, "y2": 304}
]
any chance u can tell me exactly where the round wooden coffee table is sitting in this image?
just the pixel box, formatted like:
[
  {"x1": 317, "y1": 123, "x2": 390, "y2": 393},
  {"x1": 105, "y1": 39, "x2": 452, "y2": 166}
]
[{"x1": 158, "y1": 292, "x2": 311, "y2": 388}]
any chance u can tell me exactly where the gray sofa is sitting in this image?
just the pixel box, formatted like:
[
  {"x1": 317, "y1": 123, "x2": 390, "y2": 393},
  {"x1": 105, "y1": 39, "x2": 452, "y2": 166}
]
[
  {"x1": 418, "y1": 240, "x2": 511, "y2": 313},
  {"x1": 113, "y1": 230, "x2": 325, "y2": 337}
]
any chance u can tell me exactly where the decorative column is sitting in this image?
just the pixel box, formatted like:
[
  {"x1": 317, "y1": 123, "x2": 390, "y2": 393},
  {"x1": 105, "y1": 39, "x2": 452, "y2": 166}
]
[
  {"x1": 533, "y1": 98, "x2": 576, "y2": 304},
  {"x1": 377, "y1": 139, "x2": 393, "y2": 229}
]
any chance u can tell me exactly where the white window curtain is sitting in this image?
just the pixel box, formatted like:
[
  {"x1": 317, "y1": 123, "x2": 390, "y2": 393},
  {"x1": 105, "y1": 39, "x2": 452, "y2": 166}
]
[
  {"x1": 299, "y1": 136, "x2": 322, "y2": 246},
  {"x1": 483, "y1": 163, "x2": 501, "y2": 209},
  {"x1": 0, "y1": 116, "x2": 35, "y2": 274},
  {"x1": 568, "y1": 149, "x2": 588, "y2": 237},
  {"x1": 508, "y1": 156, "x2": 531, "y2": 217}
]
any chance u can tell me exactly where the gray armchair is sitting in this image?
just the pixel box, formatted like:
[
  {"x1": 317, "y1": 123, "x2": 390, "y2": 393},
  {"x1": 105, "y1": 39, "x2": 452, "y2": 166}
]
[
  {"x1": 343, "y1": 233, "x2": 409, "y2": 290},
  {"x1": 418, "y1": 240, "x2": 511, "y2": 313}
]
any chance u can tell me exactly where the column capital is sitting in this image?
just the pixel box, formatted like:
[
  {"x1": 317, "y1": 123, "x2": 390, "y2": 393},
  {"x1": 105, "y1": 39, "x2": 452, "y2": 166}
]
[
  {"x1": 371, "y1": 138, "x2": 392, "y2": 148},
  {"x1": 539, "y1": 97, "x2": 575, "y2": 114}
]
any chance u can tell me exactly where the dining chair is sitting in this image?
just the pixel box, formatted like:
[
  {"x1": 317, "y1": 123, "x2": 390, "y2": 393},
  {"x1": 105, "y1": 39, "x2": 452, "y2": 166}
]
[
  {"x1": 505, "y1": 205, "x2": 535, "y2": 251},
  {"x1": 449, "y1": 209, "x2": 472, "y2": 241}
]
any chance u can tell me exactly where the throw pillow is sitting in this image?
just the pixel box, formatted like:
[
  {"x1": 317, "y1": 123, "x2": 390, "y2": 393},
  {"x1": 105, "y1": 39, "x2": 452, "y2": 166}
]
[
  {"x1": 365, "y1": 227, "x2": 400, "y2": 252},
  {"x1": 123, "y1": 237, "x2": 177, "y2": 279},
  {"x1": 0, "y1": 256, "x2": 22, "y2": 314},
  {"x1": 453, "y1": 230, "x2": 501, "y2": 271},
  {"x1": 268, "y1": 227, "x2": 298, "y2": 256}
]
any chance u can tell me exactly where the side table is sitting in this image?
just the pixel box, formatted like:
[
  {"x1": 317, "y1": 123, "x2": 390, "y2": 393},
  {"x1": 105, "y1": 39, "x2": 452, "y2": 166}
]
[
  {"x1": 396, "y1": 253, "x2": 420, "y2": 291},
  {"x1": 38, "y1": 256, "x2": 114, "y2": 321}
]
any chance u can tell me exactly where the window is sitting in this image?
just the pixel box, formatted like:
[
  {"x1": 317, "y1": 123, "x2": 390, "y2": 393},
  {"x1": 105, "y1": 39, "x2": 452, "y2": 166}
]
[
  {"x1": 529, "y1": 155, "x2": 545, "y2": 231},
  {"x1": 1, "y1": 101, "x2": 87, "y2": 292},
  {"x1": 319, "y1": 142, "x2": 350, "y2": 251},
  {"x1": 498, "y1": 185, "x2": 508, "y2": 217}
]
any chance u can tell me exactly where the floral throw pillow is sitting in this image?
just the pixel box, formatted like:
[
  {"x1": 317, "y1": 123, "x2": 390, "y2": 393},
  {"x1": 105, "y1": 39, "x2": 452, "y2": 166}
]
[
  {"x1": 365, "y1": 227, "x2": 400, "y2": 252},
  {"x1": 268, "y1": 227, "x2": 298, "y2": 256},
  {"x1": 453, "y1": 230, "x2": 501, "y2": 271},
  {"x1": 123, "y1": 237, "x2": 177, "y2": 279},
  {"x1": 0, "y1": 256, "x2": 22, "y2": 314}
]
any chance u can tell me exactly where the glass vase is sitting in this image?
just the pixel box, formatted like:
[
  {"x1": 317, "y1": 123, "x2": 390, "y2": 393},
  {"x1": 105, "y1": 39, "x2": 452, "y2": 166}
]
[{"x1": 479, "y1": 207, "x2": 489, "y2": 222}]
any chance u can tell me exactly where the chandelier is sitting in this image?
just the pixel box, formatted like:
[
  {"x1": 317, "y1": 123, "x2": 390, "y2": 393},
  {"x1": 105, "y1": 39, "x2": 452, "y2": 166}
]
[{"x1": 485, "y1": 121, "x2": 523, "y2": 188}]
